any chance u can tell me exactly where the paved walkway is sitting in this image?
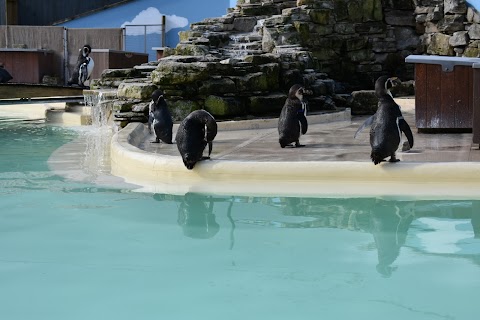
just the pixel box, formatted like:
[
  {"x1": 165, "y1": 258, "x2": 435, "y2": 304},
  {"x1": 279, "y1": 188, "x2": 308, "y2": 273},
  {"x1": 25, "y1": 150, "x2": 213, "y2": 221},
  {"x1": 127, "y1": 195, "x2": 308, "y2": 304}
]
[
  {"x1": 107, "y1": 98, "x2": 480, "y2": 198},
  {"x1": 140, "y1": 98, "x2": 480, "y2": 163}
]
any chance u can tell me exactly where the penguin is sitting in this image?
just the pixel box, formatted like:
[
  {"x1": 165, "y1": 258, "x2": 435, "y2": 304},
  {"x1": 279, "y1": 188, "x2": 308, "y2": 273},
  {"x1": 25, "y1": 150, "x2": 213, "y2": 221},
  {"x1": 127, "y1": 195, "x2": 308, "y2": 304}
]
[
  {"x1": 176, "y1": 110, "x2": 218, "y2": 170},
  {"x1": 148, "y1": 89, "x2": 173, "y2": 144},
  {"x1": 78, "y1": 56, "x2": 94, "y2": 87},
  {"x1": 278, "y1": 84, "x2": 308, "y2": 148},
  {"x1": 68, "y1": 44, "x2": 93, "y2": 87},
  {"x1": 367, "y1": 76, "x2": 414, "y2": 165},
  {"x1": 0, "y1": 63, "x2": 13, "y2": 83}
]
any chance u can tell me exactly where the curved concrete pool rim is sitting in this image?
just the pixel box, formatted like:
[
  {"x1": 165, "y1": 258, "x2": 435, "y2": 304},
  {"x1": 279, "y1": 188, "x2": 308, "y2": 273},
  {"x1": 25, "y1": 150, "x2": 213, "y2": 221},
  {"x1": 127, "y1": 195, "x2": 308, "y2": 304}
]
[{"x1": 110, "y1": 118, "x2": 480, "y2": 199}]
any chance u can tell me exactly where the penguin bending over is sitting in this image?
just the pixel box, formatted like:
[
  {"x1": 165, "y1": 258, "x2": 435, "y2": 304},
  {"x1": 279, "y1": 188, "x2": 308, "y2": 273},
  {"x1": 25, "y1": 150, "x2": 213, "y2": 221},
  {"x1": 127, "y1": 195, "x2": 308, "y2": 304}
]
[
  {"x1": 148, "y1": 89, "x2": 173, "y2": 144},
  {"x1": 278, "y1": 84, "x2": 308, "y2": 148},
  {"x1": 176, "y1": 110, "x2": 218, "y2": 170},
  {"x1": 368, "y1": 76, "x2": 414, "y2": 165},
  {"x1": 68, "y1": 45, "x2": 94, "y2": 87}
]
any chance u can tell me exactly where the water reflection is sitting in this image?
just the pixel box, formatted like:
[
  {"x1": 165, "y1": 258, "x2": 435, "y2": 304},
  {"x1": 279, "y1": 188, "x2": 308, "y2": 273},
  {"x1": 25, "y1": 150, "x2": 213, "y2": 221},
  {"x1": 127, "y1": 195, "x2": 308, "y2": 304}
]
[
  {"x1": 371, "y1": 199, "x2": 415, "y2": 277},
  {"x1": 177, "y1": 193, "x2": 220, "y2": 239},
  {"x1": 155, "y1": 193, "x2": 480, "y2": 277},
  {"x1": 154, "y1": 193, "x2": 236, "y2": 244}
]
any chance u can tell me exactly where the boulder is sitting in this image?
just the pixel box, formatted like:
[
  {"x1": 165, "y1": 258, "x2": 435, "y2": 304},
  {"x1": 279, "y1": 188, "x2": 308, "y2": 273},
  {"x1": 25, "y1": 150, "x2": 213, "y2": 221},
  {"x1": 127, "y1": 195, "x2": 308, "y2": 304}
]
[
  {"x1": 168, "y1": 99, "x2": 201, "y2": 121},
  {"x1": 204, "y1": 95, "x2": 245, "y2": 117},
  {"x1": 151, "y1": 61, "x2": 210, "y2": 85},
  {"x1": 248, "y1": 93, "x2": 287, "y2": 115},
  {"x1": 199, "y1": 78, "x2": 237, "y2": 95},
  {"x1": 444, "y1": 0, "x2": 467, "y2": 15},
  {"x1": 349, "y1": 90, "x2": 378, "y2": 115},
  {"x1": 117, "y1": 82, "x2": 158, "y2": 100},
  {"x1": 427, "y1": 33, "x2": 454, "y2": 55},
  {"x1": 449, "y1": 31, "x2": 469, "y2": 46}
]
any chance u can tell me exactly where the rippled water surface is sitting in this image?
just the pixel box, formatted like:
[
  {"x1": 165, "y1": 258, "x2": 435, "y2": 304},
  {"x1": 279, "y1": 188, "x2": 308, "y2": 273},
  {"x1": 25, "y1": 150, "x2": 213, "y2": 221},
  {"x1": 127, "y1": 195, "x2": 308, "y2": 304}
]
[{"x1": 0, "y1": 117, "x2": 479, "y2": 320}]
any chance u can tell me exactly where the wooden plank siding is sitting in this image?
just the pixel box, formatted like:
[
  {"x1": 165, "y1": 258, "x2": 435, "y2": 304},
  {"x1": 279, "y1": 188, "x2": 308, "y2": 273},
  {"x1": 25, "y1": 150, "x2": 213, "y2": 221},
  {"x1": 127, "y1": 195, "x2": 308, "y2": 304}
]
[
  {"x1": 473, "y1": 67, "x2": 480, "y2": 144},
  {"x1": 0, "y1": 49, "x2": 55, "y2": 83},
  {"x1": 414, "y1": 63, "x2": 427, "y2": 129},
  {"x1": 89, "y1": 49, "x2": 148, "y2": 80},
  {"x1": 454, "y1": 66, "x2": 473, "y2": 129},
  {"x1": 414, "y1": 63, "x2": 474, "y2": 130}
]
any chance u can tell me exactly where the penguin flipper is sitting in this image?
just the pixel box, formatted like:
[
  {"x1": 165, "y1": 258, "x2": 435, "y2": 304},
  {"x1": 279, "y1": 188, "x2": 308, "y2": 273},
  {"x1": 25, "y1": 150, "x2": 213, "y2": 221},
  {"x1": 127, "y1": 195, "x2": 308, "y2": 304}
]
[
  {"x1": 298, "y1": 113, "x2": 308, "y2": 134},
  {"x1": 354, "y1": 115, "x2": 376, "y2": 139},
  {"x1": 398, "y1": 118, "x2": 414, "y2": 149}
]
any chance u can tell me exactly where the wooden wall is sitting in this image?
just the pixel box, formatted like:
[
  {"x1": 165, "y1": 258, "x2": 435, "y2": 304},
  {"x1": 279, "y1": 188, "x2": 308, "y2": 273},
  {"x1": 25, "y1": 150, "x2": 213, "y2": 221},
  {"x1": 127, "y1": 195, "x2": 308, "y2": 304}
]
[{"x1": 0, "y1": 49, "x2": 54, "y2": 83}]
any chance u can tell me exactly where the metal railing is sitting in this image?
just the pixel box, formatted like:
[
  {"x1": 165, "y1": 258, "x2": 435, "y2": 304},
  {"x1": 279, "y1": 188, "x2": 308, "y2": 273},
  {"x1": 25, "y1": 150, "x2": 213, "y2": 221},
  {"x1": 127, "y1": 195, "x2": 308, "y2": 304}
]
[{"x1": 123, "y1": 16, "x2": 166, "y2": 54}]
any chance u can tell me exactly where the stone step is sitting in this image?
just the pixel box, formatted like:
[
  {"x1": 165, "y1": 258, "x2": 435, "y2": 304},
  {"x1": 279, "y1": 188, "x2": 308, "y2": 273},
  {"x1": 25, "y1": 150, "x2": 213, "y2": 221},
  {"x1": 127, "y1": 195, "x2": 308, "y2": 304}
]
[
  {"x1": 191, "y1": 23, "x2": 234, "y2": 32},
  {"x1": 221, "y1": 48, "x2": 265, "y2": 57},
  {"x1": 133, "y1": 65, "x2": 157, "y2": 72},
  {"x1": 225, "y1": 41, "x2": 263, "y2": 50},
  {"x1": 230, "y1": 34, "x2": 263, "y2": 43}
]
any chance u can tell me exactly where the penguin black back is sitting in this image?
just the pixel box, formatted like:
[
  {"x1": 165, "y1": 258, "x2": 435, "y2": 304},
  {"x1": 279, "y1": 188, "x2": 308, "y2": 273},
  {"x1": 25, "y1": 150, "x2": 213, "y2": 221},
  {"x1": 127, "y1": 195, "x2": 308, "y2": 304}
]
[
  {"x1": 370, "y1": 76, "x2": 414, "y2": 165},
  {"x1": 176, "y1": 110, "x2": 217, "y2": 170},
  {"x1": 149, "y1": 89, "x2": 173, "y2": 144},
  {"x1": 278, "y1": 84, "x2": 308, "y2": 148}
]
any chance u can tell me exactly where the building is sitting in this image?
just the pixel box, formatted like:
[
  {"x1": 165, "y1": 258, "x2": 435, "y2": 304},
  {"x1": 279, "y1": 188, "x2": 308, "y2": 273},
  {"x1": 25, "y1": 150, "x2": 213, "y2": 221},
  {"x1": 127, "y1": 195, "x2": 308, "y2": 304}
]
[{"x1": 1, "y1": 0, "x2": 232, "y2": 61}]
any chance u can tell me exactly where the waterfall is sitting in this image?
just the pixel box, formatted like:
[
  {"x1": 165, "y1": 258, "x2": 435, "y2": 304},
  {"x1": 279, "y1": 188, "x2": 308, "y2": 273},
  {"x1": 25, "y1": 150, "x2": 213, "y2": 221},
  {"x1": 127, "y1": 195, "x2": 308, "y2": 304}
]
[{"x1": 81, "y1": 89, "x2": 117, "y2": 177}]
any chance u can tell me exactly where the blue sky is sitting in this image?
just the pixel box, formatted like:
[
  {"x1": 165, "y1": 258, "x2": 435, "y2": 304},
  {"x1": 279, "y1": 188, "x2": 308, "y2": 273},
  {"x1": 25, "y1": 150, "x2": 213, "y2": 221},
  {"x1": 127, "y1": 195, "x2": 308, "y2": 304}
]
[
  {"x1": 59, "y1": 0, "x2": 230, "y2": 59},
  {"x1": 468, "y1": 1, "x2": 480, "y2": 9}
]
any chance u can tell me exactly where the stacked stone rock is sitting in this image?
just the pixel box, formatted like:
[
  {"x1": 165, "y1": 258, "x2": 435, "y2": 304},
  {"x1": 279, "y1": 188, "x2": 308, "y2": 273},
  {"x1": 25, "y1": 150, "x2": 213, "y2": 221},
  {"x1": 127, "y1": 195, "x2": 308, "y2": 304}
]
[
  {"x1": 415, "y1": 0, "x2": 480, "y2": 57},
  {"x1": 91, "y1": 0, "x2": 425, "y2": 126}
]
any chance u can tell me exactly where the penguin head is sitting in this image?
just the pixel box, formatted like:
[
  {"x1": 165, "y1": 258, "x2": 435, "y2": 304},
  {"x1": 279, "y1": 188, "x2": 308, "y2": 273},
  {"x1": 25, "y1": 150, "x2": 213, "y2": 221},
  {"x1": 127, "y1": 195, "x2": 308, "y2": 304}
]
[
  {"x1": 288, "y1": 84, "x2": 307, "y2": 103},
  {"x1": 151, "y1": 89, "x2": 163, "y2": 103},
  {"x1": 375, "y1": 76, "x2": 400, "y2": 99},
  {"x1": 82, "y1": 45, "x2": 92, "y2": 57},
  {"x1": 183, "y1": 153, "x2": 196, "y2": 170}
]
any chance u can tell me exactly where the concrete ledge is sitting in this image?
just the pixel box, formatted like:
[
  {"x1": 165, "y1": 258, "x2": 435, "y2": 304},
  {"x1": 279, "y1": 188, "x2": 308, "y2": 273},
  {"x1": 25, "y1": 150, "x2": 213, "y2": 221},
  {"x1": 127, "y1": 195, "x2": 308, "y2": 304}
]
[
  {"x1": 111, "y1": 110, "x2": 480, "y2": 199},
  {"x1": 0, "y1": 102, "x2": 66, "y2": 119}
]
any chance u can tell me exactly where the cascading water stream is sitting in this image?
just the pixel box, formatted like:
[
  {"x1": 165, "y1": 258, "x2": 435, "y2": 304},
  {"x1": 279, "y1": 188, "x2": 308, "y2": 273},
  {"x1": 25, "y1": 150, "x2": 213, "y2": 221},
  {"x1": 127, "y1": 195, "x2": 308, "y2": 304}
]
[{"x1": 81, "y1": 89, "x2": 117, "y2": 177}]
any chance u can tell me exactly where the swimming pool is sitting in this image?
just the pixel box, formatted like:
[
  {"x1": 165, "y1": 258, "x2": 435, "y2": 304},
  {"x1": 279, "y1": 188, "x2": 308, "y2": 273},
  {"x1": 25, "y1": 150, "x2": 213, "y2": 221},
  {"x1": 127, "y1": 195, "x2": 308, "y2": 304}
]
[{"x1": 0, "y1": 116, "x2": 478, "y2": 320}]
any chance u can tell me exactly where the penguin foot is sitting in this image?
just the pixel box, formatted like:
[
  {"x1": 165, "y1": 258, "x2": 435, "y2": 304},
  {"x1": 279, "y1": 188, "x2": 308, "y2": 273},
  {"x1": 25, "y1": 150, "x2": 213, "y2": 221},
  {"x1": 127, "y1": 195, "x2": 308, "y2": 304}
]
[
  {"x1": 200, "y1": 156, "x2": 210, "y2": 160},
  {"x1": 389, "y1": 157, "x2": 400, "y2": 163},
  {"x1": 295, "y1": 143, "x2": 305, "y2": 148}
]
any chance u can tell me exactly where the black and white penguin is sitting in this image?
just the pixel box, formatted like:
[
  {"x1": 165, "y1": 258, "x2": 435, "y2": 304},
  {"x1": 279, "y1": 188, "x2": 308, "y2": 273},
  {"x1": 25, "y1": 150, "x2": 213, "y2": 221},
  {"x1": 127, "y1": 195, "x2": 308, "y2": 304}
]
[
  {"x1": 78, "y1": 56, "x2": 94, "y2": 87},
  {"x1": 278, "y1": 84, "x2": 308, "y2": 148},
  {"x1": 176, "y1": 110, "x2": 218, "y2": 170},
  {"x1": 68, "y1": 45, "x2": 94, "y2": 87},
  {"x1": 148, "y1": 89, "x2": 173, "y2": 144},
  {"x1": 368, "y1": 76, "x2": 414, "y2": 165}
]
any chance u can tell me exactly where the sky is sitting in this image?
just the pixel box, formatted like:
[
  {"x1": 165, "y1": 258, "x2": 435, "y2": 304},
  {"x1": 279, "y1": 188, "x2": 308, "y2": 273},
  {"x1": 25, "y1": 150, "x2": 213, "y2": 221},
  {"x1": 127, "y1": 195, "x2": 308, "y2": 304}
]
[{"x1": 468, "y1": 1, "x2": 480, "y2": 9}]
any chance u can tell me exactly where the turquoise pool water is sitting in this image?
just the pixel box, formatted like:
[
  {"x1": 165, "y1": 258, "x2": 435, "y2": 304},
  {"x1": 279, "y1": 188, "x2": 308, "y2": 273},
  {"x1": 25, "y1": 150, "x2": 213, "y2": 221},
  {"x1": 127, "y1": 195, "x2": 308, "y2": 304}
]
[{"x1": 0, "y1": 117, "x2": 479, "y2": 320}]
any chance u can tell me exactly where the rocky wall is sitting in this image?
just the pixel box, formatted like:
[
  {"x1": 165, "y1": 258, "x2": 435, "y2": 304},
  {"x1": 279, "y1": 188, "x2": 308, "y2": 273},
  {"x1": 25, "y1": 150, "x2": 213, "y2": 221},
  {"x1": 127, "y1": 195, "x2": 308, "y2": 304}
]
[{"x1": 91, "y1": 1, "x2": 480, "y2": 126}]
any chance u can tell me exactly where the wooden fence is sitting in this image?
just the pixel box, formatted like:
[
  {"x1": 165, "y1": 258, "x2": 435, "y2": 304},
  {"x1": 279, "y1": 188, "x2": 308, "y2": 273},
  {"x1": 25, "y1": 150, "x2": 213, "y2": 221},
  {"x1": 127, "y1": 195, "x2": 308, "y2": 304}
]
[{"x1": 0, "y1": 25, "x2": 124, "y2": 84}]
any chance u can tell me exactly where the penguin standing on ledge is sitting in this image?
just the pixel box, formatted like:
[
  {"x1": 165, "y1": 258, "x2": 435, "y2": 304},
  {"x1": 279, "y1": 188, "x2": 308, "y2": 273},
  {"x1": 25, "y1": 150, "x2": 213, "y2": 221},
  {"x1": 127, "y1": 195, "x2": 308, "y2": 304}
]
[
  {"x1": 278, "y1": 84, "x2": 308, "y2": 148},
  {"x1": 369, "y1": 76, "x2": 414, "y2": 165},
  {"x1": 148, "y1": 89, "x2": 173, "y2": 144},
  {"x1": 176, "y1": 110, "x2": 218, "y2": 170},
  {"x1": 68, "y1": 44, "x2": 94, "y2": 87}
]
